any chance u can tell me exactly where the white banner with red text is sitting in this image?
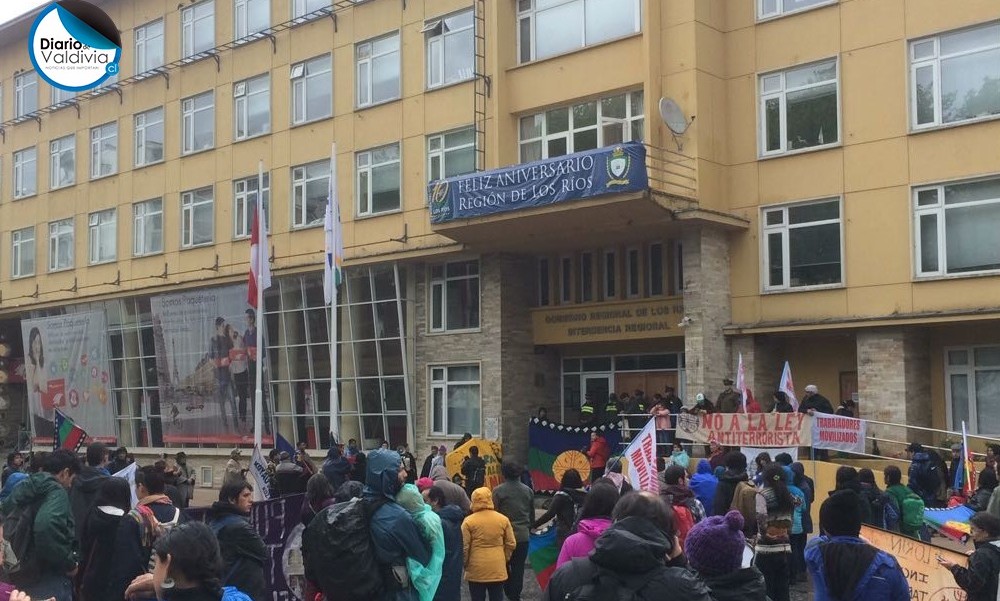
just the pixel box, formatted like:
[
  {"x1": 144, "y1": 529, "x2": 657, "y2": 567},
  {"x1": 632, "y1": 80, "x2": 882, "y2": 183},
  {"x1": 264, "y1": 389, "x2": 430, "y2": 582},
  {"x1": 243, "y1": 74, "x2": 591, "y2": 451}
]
[
  {"x1": 811, "y1": 414, "x2": 866, "y2": 453},
  {"x1": 676, "y1": 412, "x2": 812, "y2": 447}
]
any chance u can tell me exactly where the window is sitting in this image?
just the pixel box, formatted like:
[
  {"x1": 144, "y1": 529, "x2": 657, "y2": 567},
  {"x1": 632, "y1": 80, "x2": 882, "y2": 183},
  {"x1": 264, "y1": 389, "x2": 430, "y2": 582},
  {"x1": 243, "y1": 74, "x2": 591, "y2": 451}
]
[
  {"x1": 538, "y1": 258, "x2": 551, "y2": 306},
  {"x1": 14, "y1": 71, "x2": 37, "y2": 118},
  {"x1": 560, "y1": 256, "x2": 573, "y2": 303},
  {"x1": 11, "y1": 227, "x2": 35, "y2": 278},
  {"x1": 356, "y1": 33, "x2": 400, "y2": 107},
  {"x1": 181, "y1": 187, "x2": 215, "y2": 248},
  {"x1": 133, "y1": 198, "x2": 163, "y2": 256},
  {"x1": 291, "y1": 160, "x2": 330, "y2": 228},
  {"x1": 134, "y1": 19, "x2": 164, "y2": 74},
  {"x1": 760, "y1": 59, "x2": 839, "y2": 156},
  {"x1": 13, "y1": 147, "x2": 37, "y2": 199},
  {"x1": 425, "y1": 10, "x2": 474, "y2": 88},
  {"x1": 911, "y1": 22, "x2": 1000, "y2": 129},
  {"x1": 49, "y1": 218, "x2": 74, "y2": 272},
  {"x1": 625, "y1": 248, "x2": 640, "y2": 297},
  {"x1": 356, "y1": 144, "x2": 401, "y2": 216},
  {"x1": 90, "y1": 122, "x2": 118, "y2": 178},
  {"x1": 758, "y1": 0, "x2": 836, "y2": 20},
  {"x1": 947, "y1": 345, "x2": 1000, "y2": 435},
  {"x1": 915, "y1": 177, "x2": 1000, "y2": 277},
  {"x1": 429, "y1": 260, "x2": 480, "y2": 332},
  {"x1": 293, "y1": 0, "x2": 329, "y2": 19},
  {"x1": 182, "y1": 0, "x2": 215, "y2": 58},
  {"x1": 647, "y1": 243, "x2": 664, "y2": 296},
  {"x1": 430, "y1": 365, "x2": 480, "y2": 436},
  {"x1": 235, "y1": 0, "x2": 268, "y2": 39},
  {"x1": 49, "y1": 135, "x2": 75, "y2": 189},
  {"x1": 427, "y1": 127, "x2": 475, "y2": 181},
  {"x1": 182, "y1": 92, "x2": 214, "y2": 154},
  {"x1": 579, "y1": 252, "x2": 594, "y2": 302},
  {"x1": 290, "y1": 55, "x2": 332, "y2": 124},
  {"x1": 234, "y1": 173, "x2": 270, "y2": 238},
  {"x1": 763, "y1": 198, "x2": 842, "y2": 290},
  {"x1": 519, "y1": 91, "x2": 644, "y2": 162},
  {"x1": 89, "y1": 209, "x2": 116, "y2": 264},
  {"x1": 51, "y1": 86, "x2": 75, "y2": 105},
  {"x1": 517, "y1": 0, "x2": 640, "y2": 63},
  {"x1": 603, "y1": 250, "x2": 616, "y2": 299},
  {"x1": 135, "y1": 107, "x2": 164, "y2": 167},
  {"x1": 234, "y1": 75, "x2": 270, "y2": 140}
]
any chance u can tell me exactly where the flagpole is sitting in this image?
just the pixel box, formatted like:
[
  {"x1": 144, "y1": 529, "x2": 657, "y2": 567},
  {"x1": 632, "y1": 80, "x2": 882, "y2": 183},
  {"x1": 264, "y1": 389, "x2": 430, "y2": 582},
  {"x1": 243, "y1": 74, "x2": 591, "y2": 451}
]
[
  {"x1": 253, "y1": 159, "x2": 265, "y2": 456},
  {"x1": 329, "y1": 143, "x2": 340, "y2": 445}
]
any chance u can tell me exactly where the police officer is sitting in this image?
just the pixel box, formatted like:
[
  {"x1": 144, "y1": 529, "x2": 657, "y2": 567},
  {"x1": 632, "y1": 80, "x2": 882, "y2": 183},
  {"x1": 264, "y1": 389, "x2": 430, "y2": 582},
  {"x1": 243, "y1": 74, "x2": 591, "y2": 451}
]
[
  {"x1": 604, "y1": 393, "x2": 620, "y2": 422},
  {"x1": 580, "y1": 393, "x2": 597, "y2": 426}
]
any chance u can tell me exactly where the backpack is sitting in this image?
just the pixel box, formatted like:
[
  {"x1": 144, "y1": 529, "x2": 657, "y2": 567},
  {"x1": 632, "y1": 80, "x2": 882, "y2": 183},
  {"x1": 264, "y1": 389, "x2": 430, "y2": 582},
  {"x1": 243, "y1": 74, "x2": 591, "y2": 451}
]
[
  {"x1": 901, "y1": 493, "x2": 925, "y2": 531},
  {"x1": 880, "y1": 493, "x2": 901, "y2": 531},
  {"x1": 3, "y1": 498, "x2": 41, "y2": 586},
  {"x1": 129, "y1": 504, "x2": 182, "y2": 573},
  {"x1": 555, "y1": 490, "x2": 584, "y2": 534},
  {"x1": 730, "y1": 481, "x2": 760, "y2": 538},
  {"x1": 301, "y1": 496, "x2": 389, "y2": 601},
  {"x1": 566, "y1": 565, "x2": 660, "y2": 601}
]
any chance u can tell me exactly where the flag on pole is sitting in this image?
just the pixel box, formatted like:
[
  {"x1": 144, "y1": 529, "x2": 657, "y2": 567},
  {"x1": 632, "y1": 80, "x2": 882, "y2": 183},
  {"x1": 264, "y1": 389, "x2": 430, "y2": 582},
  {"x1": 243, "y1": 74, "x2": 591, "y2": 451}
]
[
  {"x1": 323, "y1": 174, "x2": 343, "y2": 305},
  {"x1": 961, "y1": 421, "x2": 976, "y2": 497},
  {"x1": 778, "y1": 361, "x2": 798, "y2": 411},
  {"x1": 622, "y1": 418, "x2": 658, "y2": 493},
  {"x1": 735, "y1": 352, "x2": 748, "y2": 412},
  {"x1": 247, "y1": 192, "x2": 272, "y2": 307},
  {"x1": 54, "y1": 409, "x2": 87, "y2": 452}
]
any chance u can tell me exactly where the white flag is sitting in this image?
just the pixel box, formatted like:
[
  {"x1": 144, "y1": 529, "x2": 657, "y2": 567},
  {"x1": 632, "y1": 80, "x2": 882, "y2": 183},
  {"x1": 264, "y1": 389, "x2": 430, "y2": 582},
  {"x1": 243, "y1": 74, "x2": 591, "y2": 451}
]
[
  {"x1": 735, "y1": 352, "x2": 747, "y2": 412},
  {"x1": 112, "y1": 462, "x2": 139, "y2": 508},
  {"x1": 323, "y1": 153, "x2": 343, "y2": 305},
  {"x1": 623, "y1": 418, "x2": 658, "y2": 493},
  {"x1": 779, "y1": 361, "x2": 798, "y2": 411},
  {"x1": 249, "y1": 445, "x2": 272, "y2": 501}
]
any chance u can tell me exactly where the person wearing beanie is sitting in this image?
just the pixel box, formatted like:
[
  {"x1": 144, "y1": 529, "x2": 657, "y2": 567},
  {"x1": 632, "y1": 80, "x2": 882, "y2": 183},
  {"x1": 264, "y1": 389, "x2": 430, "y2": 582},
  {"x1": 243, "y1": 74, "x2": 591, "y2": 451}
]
[
  {"x1": 685, "y1": 511, "x2": 768, "y2": 601},
  {"x1": 806, "y1": 490, "x2": 909, "y2": 601},
  {"x1": 939, "y1": 511, "x2": 1000, "y2": 601}
]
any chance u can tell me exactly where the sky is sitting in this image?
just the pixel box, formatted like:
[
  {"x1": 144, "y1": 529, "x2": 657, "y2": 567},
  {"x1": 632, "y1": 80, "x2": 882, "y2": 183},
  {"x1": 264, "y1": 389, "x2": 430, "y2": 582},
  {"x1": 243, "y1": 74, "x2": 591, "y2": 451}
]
[{"x1": 0, "y1": 0, "x2": 50, "y2": 26}]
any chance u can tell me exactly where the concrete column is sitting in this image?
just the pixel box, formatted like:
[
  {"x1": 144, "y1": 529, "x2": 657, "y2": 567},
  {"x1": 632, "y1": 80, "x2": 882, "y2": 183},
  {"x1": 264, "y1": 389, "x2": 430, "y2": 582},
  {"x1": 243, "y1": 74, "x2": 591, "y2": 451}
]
[
  {"x1": 856, "y1": 328, "x2": 932, "y2": 439},
  {"x1": 682, "y1": 227, "x2": 732, "y2": 400}
]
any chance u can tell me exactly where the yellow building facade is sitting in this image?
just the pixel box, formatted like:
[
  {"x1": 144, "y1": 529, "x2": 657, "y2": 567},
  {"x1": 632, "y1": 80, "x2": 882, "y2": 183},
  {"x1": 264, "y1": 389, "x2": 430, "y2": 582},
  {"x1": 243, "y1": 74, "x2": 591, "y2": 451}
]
[{"x1": 0, "y1": 0, "x2": 997, "y2": 471}]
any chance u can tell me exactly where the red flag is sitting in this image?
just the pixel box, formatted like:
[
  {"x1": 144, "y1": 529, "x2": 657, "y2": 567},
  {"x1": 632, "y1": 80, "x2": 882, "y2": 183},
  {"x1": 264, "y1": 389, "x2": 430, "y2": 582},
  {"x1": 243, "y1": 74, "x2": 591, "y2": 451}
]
[{"x1": 248, "y1": 196, "x2": 271, "y2": 307}]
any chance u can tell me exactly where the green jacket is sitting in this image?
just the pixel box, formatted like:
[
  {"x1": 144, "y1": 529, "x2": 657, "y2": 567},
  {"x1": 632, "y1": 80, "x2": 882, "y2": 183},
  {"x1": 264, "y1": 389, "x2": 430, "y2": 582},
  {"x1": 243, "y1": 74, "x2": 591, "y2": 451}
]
[
  {"x1": 0, "y1": 472, "x2": 78, "y2": 575},
  {"x1": 492, "y1": 479, "x2": 535, "y2": 543}
]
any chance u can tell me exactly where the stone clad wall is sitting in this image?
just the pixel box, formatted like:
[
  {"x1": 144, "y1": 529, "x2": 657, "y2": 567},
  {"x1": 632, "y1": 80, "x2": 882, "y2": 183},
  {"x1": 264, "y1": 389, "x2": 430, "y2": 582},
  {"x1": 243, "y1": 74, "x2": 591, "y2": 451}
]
[{"x1": 682, "y1": 227, "x2": 732, "y2": 402}]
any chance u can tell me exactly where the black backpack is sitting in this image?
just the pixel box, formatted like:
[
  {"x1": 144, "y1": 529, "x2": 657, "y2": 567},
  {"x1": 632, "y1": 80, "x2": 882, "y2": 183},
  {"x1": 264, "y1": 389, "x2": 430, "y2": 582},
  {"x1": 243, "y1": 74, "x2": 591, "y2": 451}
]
[
  {"x1": 567, "y1": 566, "x2": 659, "y2": 601},
  {"x1": 302, "y1": 496, "x2": 389, "y2": 601},
  {"x1": 3, "y1": 499, "x2": 41, "y2": 586}
]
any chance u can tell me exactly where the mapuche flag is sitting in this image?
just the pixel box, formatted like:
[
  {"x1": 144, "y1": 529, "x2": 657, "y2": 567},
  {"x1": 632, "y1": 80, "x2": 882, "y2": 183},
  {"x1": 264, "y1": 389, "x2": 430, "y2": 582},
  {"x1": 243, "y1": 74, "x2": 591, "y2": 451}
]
[{"x1": 54, "y1": 409, "x2": 87, "y2": 452}]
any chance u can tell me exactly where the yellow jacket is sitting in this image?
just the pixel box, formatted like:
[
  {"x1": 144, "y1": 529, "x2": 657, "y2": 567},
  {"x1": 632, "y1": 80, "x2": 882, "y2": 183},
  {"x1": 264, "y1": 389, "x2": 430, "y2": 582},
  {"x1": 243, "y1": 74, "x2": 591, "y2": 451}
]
[{"x1": 462, "y1": 487, "x2": 517, "y2": 583}]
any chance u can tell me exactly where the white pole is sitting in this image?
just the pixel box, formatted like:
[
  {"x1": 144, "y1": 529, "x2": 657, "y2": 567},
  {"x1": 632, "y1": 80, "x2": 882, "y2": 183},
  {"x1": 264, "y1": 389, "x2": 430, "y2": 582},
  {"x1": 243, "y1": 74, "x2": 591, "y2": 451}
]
[
  {"x1": 253, "y1": 160, "x2": 265, "y2": 454},
  {"x1": 329, "y1": 143, "x2": 340, "y2": 445}
]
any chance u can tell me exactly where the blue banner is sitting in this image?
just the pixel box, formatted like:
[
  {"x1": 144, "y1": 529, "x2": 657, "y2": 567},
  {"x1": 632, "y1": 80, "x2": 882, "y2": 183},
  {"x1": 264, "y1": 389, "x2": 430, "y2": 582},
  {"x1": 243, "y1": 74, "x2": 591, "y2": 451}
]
[{"x1": 428, "y1": 142, "x2": 648, "y2": 224}]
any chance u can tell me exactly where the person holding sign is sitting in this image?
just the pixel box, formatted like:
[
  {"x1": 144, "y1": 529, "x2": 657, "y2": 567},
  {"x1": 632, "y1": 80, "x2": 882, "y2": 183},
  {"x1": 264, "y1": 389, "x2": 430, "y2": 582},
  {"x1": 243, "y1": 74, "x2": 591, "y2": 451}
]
[{"x1": 938, "y1": 511, "x2": 1000, "y2": 601}]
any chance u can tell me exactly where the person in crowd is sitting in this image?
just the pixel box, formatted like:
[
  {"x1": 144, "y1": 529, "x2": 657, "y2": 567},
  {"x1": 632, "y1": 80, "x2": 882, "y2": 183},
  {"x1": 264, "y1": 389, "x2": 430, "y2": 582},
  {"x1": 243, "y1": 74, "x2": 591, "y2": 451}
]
[
  {"x1": 462, "y1": 487, "x2": 515, "y2": 601},
  {"x1": 556, "y1": 479, "x2": 619, "y2": 567},
  {"x1": 454, "y1": 433, "x2": 473, "y2": 451},
  {"x1": 300, "y1": 474, "x2": 336, "y2": 527},
  {"x1": 665, "y1": 385, "x2": 684, "y2": 437},
  {"x1": 79, "y1": 477, "x2": 131, "y2": 601},
  {"x1": 536, "y1": 407, "x2": 548, "y2": 422},
  {"x1": 398, "y1": 445, "x2": 418, "y2": 486},
  {"x1": 623, "y1": 391, "x2": 648, "y2": 434},
  {"x1": 107, "y1": 447, "x2": 129, "y2": 475},
  {"x1": 771, "y1": 391, "x2": 794, "y2": 413},
  {"x1": 807, "y1": 490, "x2": 909, "y2": 601},
  {"x1": 264, "y1": 450, "x2": 279, "y2": 497},
  {"x1": 755, "y1": 464, "x2": 796, "y2": 601},
  {"x1": 689, "y1": 459, "x2": 718, "y2": 516},
  {"x1": 225, "y1": 449, "x2": 244, "y2": 483},
  {"x1": 1, "y1": 453, "x2": 23, "y2": 488},
  {"x1": 108, "y1": 465, "x2": 185, "y2": 601},
  {"x1": 742, "y1": 390, "x2": 763, "y2": 414},
  {"x1": 836, "y1": 398, "x2": 858, "y2": 418},
  {"x1": 716, "y1": 378, "x2": 742, "y2": 414},
  {"x1": 365, "y1": 448, "x2": 431, "y2": 601},
  {"x1": 25, "y1": 452, "x2": 48, "y2": 475},
  {"x1": 857, "y1": 468, "x2": 884, "y2": 527},
  {"x1": 968, "y1": 469, "x2": 998, "y2": 512},
  {"x1": 334, "y1": 480, "x2": 363, "y2": 503},
  {"x1": 532, "y1": 468, "x2": 586, "y2": 549},
  {"x1": 713, "y1": 451, "x2": 750, "y2": 517},
  {"x1": 690, "y1": 393, "x2": 715, "y2": 415},
  {"x1": 789, "y1": 462, "x2": 814, "y2": 581},
  {"x1": 155, "y1": 460, "x2": 185, "y2": 509},
  {"x1": 784, "y1": 466, "x2": 807, "y2": 585},
  {"x1": 351, "y1": 448, "x2": 368, "y2": 483},
  {"x1": 884, "y1": 465, "x2": 922, "y2": 538},
  {"x1": 986, "y1": 444, "x2": 1000, "y2": 474},
  {"x1": 939, "y1": 511, "x2": 1000, "y2": 601},
  {"x1": 650, "y1": 395, "x2": 672, "y2": 454},
  {"x1": 461, "y1": 447, "x2": 488, "y2": 497},
  {"x1": 752, "y1": 452, "x2": 772, "y2": 487},
  {"x1": 0, "y1": 472, "x2": 27, "y2": 504},
  {"x1": 544, "y1": 491, "x2": 714, "y2": 601},
  {"x1": 491, "y1": 462, "x2": 534, "y2": 601},
  {"x1": 773, "y1": 453, "x2": 792, "y2": 467},
  {"x1": 321, "y1": 445, "x2": 351, "y2": 492},
  {"x1": 707, "y1": 441, "x2": 726, "y2": 472},
  {"x1": 427, "y1": 487, "x2": 464, "y2": 601},
  {"x1": 208, "y1": 479, "x2": 267, "y2": 601},
  {"x1": 798, "y1": 385, "x2": 834, "y2": 415},
  {"x1": 431, "y1": 446, "x2": 447, "y2": 471},
  {"x1": 906, "y1": 443, "x2": 943, "y2": 507},
  {"x1": 429, "y1": 465, "x2": 471, "y2": 514},
  {"x1": 603, "y1": 457, "x2": 633, "y2": 495},
  {"x1": 928, "y1": 450, "x2": 951, "y2": 506},
  {"x1": 686, "y1": 510, "x2": 768, "y2": 601},
  {"x1": 669, "y1": 440, "x2": 691, "y2": 471},
  {"x1": 123, "y1": 521, "x2": 254, "y2": 601},
  {"x1": 604, "y1": 393, "x2": 621, "y2": 423},
  {"x1": 0, "y1": 449, "x2": 80, "y2": 601},
  {"x1": 295, "y1": 447, "x2": 317, "y2": 479},
  {"x1": 660, "y1": 465, "x2": 705, "y2": 547},
  {"x1": 584, "y1": 432, "x2": 610, "y2": 482},
  {"x1": 396, "y1": 484, "x2": 444, "y2": 601},
  {"x1": 344, "y1": 439, "x2": 360, "y2": 460},
  {"x1": 832, "y1": 466, "x2": 873, "y2": 525},
  {"x1": 175, "y1": 452, "x2": 195, "y2": 509},
  {"x1": 70, "y1": 442, "x2": 109, "y2": 543},
  {"x1": 420, "y1": 446, "x2": 437, "y2": 479},
  {"x1": 273, "y1": 452, "x2": 306, "y2": 496},
  {"x1": 579, "y1": 393, "x2": 597, "y2": 426},
  {"x1": 416, "y1": 477, "x2": 434, "y2": 493}
]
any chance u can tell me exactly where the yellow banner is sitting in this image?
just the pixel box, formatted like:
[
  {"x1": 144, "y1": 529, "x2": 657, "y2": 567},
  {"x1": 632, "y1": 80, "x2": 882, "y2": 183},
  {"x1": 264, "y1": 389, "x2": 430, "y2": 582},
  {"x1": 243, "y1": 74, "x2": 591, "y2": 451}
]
[
  {"x1": 676, "y1": 412, "x2": 812, "y2": 447},
  {"x1": 446, "y1": 438, "x2": 504, "y2": 490},
  {"x1": 531, "y1": 298, "x2": 684, "y2": 345},
  {"x1": 860, "y1": 526, "x2": 967, "y2": 601}
]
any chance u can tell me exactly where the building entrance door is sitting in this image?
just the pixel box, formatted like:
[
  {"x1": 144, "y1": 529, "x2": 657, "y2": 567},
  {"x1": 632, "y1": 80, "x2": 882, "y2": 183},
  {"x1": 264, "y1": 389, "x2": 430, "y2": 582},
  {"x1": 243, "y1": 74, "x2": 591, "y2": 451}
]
[{"x1": 583, "y1": 374, "x2": 612, "y2": 411}]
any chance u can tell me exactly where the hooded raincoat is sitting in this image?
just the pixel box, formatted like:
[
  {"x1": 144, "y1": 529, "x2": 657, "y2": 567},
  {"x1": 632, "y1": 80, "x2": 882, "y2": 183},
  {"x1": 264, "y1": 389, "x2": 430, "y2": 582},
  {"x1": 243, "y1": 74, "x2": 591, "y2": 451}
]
[
  {"x1": 396, "y1": 484, "x2": 445, "y2": 601},
  {"x1": 461, "y1": 488, "x2": 516, "y2": 583},
  {"x1": 556, "y1": 517, "x2": 613, "y2": 567},
  {"x1": 689, "y1": 460, "x2": 718, "y2": 515}
]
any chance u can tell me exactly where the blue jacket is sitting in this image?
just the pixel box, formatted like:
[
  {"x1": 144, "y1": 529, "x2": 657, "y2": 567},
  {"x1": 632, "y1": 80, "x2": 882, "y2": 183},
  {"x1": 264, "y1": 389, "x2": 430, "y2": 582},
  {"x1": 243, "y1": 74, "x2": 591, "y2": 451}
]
[
  {"x1": 435, "y1": 504, "x2": 465, "y2": 601},
  {"x1": 322, "y1": 447, "x2": 352, "y2": 491},
  {"x1": 689, "y1": 460, "x2": 718, "y2": 515},
  {"x1": 805, "y1": 536, "x2": 909, "y2": 601},
  {"x1": 365, "y1": 449, "x2": 431, "y2": 601}
]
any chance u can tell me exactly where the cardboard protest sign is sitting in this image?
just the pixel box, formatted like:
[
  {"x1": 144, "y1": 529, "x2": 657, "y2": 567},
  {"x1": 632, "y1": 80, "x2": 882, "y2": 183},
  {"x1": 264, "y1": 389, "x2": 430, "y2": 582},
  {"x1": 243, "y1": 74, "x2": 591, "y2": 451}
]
[
  {"x1": 813, "y1": 414, "x2": 866, "y2": 453},
  {"x1": 447, "y1": 438, "x2": 504, "y2": 490},
  {"x1": 676, "y1": 412, "x2": 811, "y2": 447},
  {"x1": 860, "y1": 525, "x2": 968, "y2": 601}
]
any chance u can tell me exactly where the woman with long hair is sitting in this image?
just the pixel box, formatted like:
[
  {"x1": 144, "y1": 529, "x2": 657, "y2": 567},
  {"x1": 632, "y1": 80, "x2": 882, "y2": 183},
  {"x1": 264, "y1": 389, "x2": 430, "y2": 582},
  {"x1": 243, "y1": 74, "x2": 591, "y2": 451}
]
[
  {"x1": 754, "y1": 464, "x2": 797, "y2": 601},
  {"x1": 532, "y1": 469, "x2": 586, "y2": 549},
  {"x1": 79, "y1": 478, "x2": 134, "y2": 601},
  {"x1": 25, "y1": 327, "x2": 51, "y2": 432},
  {"x1": 556, "y1": 480, "x2": 620, "y2": 567}
]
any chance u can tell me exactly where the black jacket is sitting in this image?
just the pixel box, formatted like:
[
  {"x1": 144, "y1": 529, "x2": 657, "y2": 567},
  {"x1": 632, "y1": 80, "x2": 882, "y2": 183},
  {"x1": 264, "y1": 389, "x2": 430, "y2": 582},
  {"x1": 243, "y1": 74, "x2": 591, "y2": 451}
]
[
  {"x1": 420, "y1": 455, "x2": 434, "y2": 479},
  {"x1": 533, "y1": 488, "x2": 586, "y2": 545},
  {"x1": 69, "y1": 466, "x2": 109, "y2": 542},
  {"x1": 544, "y1": 517, "x2": 714, "y2": 601},
  {"x1": 108, "y1": 500, "x2": 186, "y2": 601},
  {"x1": 461, "y1": 456, "x2": 486, "y2": 491},
  {"x1": 208, "y1": 502, "x2": 268, "y2": 601},
  {"x1": 713, "y1": 470, "x2": 749, "y2": 517},
  {"x1": 968, "y1": 489, "x2": 994, "y2": 512},
  {"x1": 435, "y1": 504, "x2": 465, "y2": 601},
  {"x1": 321, "y1": 456, "x2": 351, "y2": 492},
  {"x1": 949, "y1": 539, "x2": 1000, "y2": 601},
  {"x1": 79, "y1": 505, "x2": 125, "y2": 601},
  {"x1": 799, "y1": 394, "x2": 834, "y2": 415},
  {"x1": 701, "y1": 567, "x2": 769, "y2": 601}
]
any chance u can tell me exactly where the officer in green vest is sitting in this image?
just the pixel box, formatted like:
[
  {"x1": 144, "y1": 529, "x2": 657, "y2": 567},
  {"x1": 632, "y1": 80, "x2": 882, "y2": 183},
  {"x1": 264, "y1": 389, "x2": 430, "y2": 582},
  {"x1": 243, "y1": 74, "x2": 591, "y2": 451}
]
[
  {"x1": 579, "y1": 393, "x2": 596, "y2": 426},
  {"x1": 604, "y1": 393, "x2": 620, "y2": 422}
]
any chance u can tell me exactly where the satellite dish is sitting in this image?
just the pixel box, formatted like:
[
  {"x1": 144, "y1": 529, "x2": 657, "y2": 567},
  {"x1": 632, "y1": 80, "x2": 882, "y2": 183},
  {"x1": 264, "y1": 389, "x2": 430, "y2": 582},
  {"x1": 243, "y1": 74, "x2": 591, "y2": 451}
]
[{"x1": 659, "y1": 97, "x2": 692, "y2": 135}]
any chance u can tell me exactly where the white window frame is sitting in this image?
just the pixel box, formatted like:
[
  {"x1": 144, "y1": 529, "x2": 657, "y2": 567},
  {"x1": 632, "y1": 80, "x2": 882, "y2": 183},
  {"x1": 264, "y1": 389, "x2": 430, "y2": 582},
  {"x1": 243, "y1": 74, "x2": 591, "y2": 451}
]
[
  {"x1": 429, "y1": 364, "x2": 482, "y2": 437},
  {"x1": 234, "y1": 0, "x2": 269, "y2": 39},
  {"x1": 48, "y1": 218, "x2": 74, "y2": 272},
  {"x1": 290, "y1": 55, "x2": 332, "y2": 125},
  {"x1": 134, "y1": 19, "x2": 165, "y2": 75},
  {"x1": 11, "y1": 227, "x2": 35, "y2": 279},
  {"x1": 914, "y1": 177, "x2": 1000, "y2": 278},
  {"x1": 51, "y1": 86, "x2": 76, "y2": 106},
  {"x1": 429, "y1": 259, "x2": 481, "y2": 333},
  {"x1": 425, "y1": 9, "x2": 475, "y2": 89},
  {"x1": 134, "y1": 107, "x2": 165, "y2": 167},
  {"x1": 49, "y1": 135, "x2": 75, "y2": 190},
  {"x1": 356, "y1": 144, "x2": 401, "y2": 217},
  {"x1": 356, "y1": 32, "x2": 401, "y2": 108},
  {"x1": 909, "y1": 22, "x2": 1000, "y2": 130},
  {"x1": 519, "y1": 90, "x2": 644, "y2": 162},
  {"x1": 603, "y1": 249, "x2": 617, "y2": 300},
  {"x1": 182, "y1": 91, "x2": 215, "y2": 154},
  {"x1": 293, "y1": 0, "x2": 330, "y2": 19},
  {"x1": 761, "y1": 197, "x2": 844, "y2": 291},
  {"x1": 427, "y1": 127, "x2": 476, "y2": 182},
  {"x1": 759, "y1": 58, "x2": 840, "y2": 157},
  {"x1": 625, "y1": 247, "x2": 640, "y2": 298},
  {"x1": 13, "y1": 147, "x2": 37, "y2": 199},
  {"x1": 88, "y1": 209, "x2": 117, "y2": 265},
  {"x1": 90, "y1": 122, "x2": 118, "y2": 179},
  {"x1": 945, "y1": 345, "x2": 1000, "y2": 435},
  {"x1": 757, "y1": 0, "x2": 837, "y2": 21},
  {"x1": 517, "y1": 0, "x2": 641, "y2": 64},
  {"x1": 14, "y1": 71, "x2": 38, "y2": 118},
  {"x1": 291, "y1": 160, "x2": 330, "y2": 228},
  {"x1": 234, "y1": 74, "x2": 270, "y2": 140},
  {"x1": 181, "y1": 0, "x2": 215, "y2": 58},
  {"x1": 133, "y1": 198, "x2": 164, "y2": 256},
  {"x1": 233, "y1": 173, "x2": 270, "y2": 239},
  {"x1": 181, "y1": 187, "x2": 215, "y2": 248}
]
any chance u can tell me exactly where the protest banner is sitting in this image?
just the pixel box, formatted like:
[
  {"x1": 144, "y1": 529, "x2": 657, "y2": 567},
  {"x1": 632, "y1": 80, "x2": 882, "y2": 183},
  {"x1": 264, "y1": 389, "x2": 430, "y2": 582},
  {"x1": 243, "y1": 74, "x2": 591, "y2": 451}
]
[
  {"x1": 676, "y1": 412, "x2": 812, "y2": 447},
  {"x1": 813, "y1": 414, "x2": 866, "y2": 453},
  {"x1": 447, "y1": 438, "x2": 504, "y2": 490},
  {"x1": 249, "y1": 445, "x2": 272, "y2": 501},
  {"x1": 860, "y1": 525, "x2": 968, "y2": 601},
  {"x1": 622, "y1": 418, "x2": 658, "y2": 493}
]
